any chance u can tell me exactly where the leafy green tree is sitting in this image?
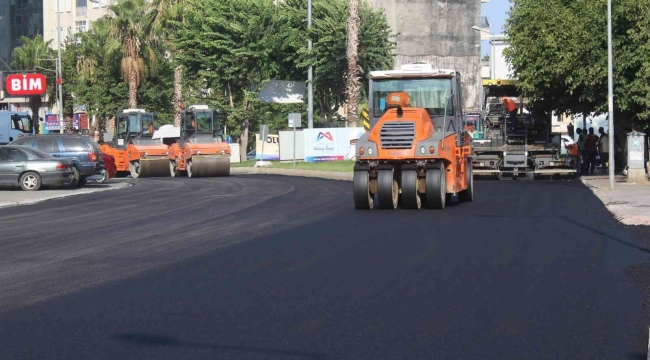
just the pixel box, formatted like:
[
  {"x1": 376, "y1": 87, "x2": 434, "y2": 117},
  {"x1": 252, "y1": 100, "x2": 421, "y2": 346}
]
[
  {"x1": 279, "y1": 0, "x2": 394, "y2": 125},
  {"x1": 150, "y1": 0, "x2": 188, "y2": 126},
  {"x1": 176, "y1": 0, "x2": 280, "y2": 160},
  {"x1": 62, "y1": 19, "x2": 128, "y2": 134},
  {"x1": 10, "y1": 35, "x2": 57, "y2": 133},
  {"x1": 504, "y1": 0, "x2": 650, "y2": 133},
  {"x1": 62, "y1": 17, "x2": 173, "y2": 135}
]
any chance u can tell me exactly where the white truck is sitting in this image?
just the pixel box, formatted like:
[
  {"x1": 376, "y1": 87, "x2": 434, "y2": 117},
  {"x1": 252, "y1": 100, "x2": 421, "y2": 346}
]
[{"x1": 0, "y1": 111, "x2": 34, "y2": 144}]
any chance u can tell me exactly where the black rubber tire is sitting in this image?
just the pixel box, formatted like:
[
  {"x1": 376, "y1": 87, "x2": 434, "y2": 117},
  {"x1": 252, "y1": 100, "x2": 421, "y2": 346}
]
[
  {"x1": 77, "y1": 176, "x2": 87, "y2": 187},
  {"x1": 377, "y1": 169, "x2": 398, "y2": 209},
  {"x1": 459, "y1": 161, "x2": 474, "y2": 202},
  {"x1": 65, "y1": 168, "x2": 80, "y2": 189},
  {"x1": 426, "y1": 162, "x2": 446, "y2": 209},
  {"x1": 353, "y1": 171, "x2": 374, "y2": 210},
  {"x1": 19, "y1": 171, "x2": 42, "y2": 191},
  {"x1": 401, "y1": 170, "x2": 421, "y2": 209},
  {"x1": 96, "y1": 170, "x2": 108, "y2": 183}
]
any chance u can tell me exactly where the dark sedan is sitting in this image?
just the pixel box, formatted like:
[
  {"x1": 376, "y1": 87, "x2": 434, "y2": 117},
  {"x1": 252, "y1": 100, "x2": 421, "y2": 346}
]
[{"x1": 0, "y1": 145, "x2": 75, "y2": 191}]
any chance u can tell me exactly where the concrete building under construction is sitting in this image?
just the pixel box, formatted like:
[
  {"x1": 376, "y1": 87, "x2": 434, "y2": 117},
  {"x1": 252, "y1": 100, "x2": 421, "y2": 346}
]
[{"x1": 369, "y1": 0, "x2": 483, "y2": 111}]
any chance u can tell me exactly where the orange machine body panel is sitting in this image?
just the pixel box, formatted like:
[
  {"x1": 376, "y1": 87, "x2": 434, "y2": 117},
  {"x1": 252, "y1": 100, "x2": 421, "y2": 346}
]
[
  {"x1": 100, "y1": 144, "x2": 129, "y2": 172},
  {"x1": 170, "y1": 141, "x2": 231, "y2": 171},
  {"x1": 364, "y1": 107, "x2": 472, "y2": 194},
  {"x1": 126, "y1": 142, "x2": 169, "y2": 162}
]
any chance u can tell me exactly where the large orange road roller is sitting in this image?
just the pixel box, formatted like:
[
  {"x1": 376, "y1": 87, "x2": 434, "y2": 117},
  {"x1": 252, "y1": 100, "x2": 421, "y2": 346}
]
[
  {"x1": 100, "y1": 109, "x2": 170, "y2": 178},
  {"x1": 353, "y1": 63, "x2": 474, "y2": 210},
  {"x1": 168, "y1": 105, "x2": 231, "y2": 178}
]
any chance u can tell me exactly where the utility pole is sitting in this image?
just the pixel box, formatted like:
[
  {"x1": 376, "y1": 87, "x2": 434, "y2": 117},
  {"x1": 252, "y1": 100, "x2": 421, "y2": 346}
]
[
  {"x1": 56, "y1": 2, "x2": 64, "y2": 134},
  {"x1": 607, "y1": 0, "x2": 615, "y2": 189},
  {"x1": 307, "y1": 0, "x2": 313, "y2": 129}
]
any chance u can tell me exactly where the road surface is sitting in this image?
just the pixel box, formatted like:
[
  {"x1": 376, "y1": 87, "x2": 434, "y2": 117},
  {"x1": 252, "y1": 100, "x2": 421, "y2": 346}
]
[{"x1": 0, "y1": 175, "x2": 648, "y2": 360}]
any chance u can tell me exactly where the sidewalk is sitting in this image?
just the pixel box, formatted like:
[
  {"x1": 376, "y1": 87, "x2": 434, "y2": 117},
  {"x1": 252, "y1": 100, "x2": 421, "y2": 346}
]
[
  {"x1": 581, "y1": 175, "x2": 650, "y2": 225},
  {"x1": 0, "y1": 181, "x2": 131, "y2": 209}
]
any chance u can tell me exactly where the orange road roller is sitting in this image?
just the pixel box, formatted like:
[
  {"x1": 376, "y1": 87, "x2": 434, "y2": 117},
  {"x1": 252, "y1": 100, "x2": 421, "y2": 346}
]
[{"x1": 353, "y1": 63, "x2": 474, "y2": 210}]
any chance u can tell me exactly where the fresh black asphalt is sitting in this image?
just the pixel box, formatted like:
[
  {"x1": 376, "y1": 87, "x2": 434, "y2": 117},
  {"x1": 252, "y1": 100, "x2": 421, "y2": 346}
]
[{"x1": 0, "y1": 175, "x2": 648, "y2": 360}]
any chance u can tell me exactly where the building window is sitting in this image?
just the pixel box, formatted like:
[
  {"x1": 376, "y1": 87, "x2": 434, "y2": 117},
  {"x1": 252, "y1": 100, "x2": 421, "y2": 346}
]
[
  {"x1": 91, "y1": 0, "x2": 107, "y2": 8},
  {"x1": 75, "y1": 20, "x2": 87, "y2": 33}
]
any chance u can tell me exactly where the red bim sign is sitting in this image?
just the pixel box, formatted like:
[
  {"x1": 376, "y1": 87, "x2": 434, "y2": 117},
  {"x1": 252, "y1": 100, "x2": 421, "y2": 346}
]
[{"x1": 5, "y1": 73, "x2": 47, "y2": 96}]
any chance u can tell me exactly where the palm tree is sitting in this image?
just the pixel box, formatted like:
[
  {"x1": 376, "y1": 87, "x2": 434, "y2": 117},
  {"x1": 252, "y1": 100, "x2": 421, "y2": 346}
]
[
  {"x1": 108, "y1": 0, "x2": 157, "y2": 108},
  {"x1": 11, "y1": 35, "x2": 56, "y2": 133},
  {"x1": 75, "y1": 18, "x2": 119, "y2": 136},
  {"x1": 346, "y1": 0, "x2": 360, "y2": 127},
  {"x1": 76, "y1": 19, "x2": 115, "y2": 83},
  {"x1": 150, "y1": 0, "x2": 187, "y2": 126}
]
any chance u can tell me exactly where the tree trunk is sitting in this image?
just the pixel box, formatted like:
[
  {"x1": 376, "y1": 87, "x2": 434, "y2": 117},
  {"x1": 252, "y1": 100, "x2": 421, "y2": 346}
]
[
  {"x1": 173, "y1": 65, "x2": 183, "y2": 127},
  {"x1": 29, "y1": 96, "x2": 41, "y2": 134},
  {"x1": 345, "y1": 0, "x2": 361, "y2": 127},
  {"x1": 128, "y1": 67, "x2": 138, "y2": 108},
  {"x1": 239, "y1": 100, "x2": 248, "y2": 161}
]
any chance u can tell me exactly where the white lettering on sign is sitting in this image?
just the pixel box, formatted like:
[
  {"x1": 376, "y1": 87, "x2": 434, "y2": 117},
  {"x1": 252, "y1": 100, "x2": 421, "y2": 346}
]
[
  {"x1": 11, "y1": 79, "x2": 21, "y2": 92},
  {"x1": 29, "y1": 77, "x2": 43, "y2": 91}
]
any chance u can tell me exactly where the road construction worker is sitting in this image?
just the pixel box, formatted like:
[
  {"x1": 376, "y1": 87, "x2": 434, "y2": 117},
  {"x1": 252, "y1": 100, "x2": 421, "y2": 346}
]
[
  {"x1": 502, "y1": 96, "x2": 518, "y2": 124},
  {"x1": 598, "y1": 127, "x2": 609, "y2": 173},
  {"x1": 585, "y1": 127, "x2": 599, "y2": 175}
]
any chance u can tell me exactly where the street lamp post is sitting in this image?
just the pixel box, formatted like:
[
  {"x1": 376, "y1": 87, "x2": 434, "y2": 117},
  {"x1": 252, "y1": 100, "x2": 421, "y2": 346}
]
[
  {"x1": 607, "y1": 0, "x2": 615, "y2": 189},
  {"x1": 56, "y1": 1, "x2": 64, "y2": 134},
  {"x1": 307, "y1": 0, "x2": 313, "y2": 129}
]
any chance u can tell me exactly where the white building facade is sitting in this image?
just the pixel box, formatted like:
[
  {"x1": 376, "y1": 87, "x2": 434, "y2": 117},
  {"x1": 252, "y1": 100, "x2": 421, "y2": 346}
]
[{"x1": 43, "y1": 0, "x2": 113, "y2": 49}]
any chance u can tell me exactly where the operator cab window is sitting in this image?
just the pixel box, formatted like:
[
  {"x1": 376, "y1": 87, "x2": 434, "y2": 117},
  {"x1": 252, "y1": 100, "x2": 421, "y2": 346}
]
[
  {"x1": 141, "y1": 115, "x2": 154, "y2": 136},
  {"x1": 372, "y1": 78, "x2": 454, "y2": 120}
]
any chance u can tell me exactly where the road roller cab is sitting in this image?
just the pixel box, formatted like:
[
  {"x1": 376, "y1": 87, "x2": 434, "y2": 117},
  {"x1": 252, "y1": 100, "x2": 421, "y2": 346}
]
[
  {"x1": 100, "y1": 109, "x2": 170, "y2": 178},
  {"x1": 354, "y1": 63, "x2": 473, "y2": 210},
  {"x1": 101, "y1": 109, "x2": 157, "y2": 176},
  {"x1": 168, "y1": 105, "x2": 231, "y2": 178}
]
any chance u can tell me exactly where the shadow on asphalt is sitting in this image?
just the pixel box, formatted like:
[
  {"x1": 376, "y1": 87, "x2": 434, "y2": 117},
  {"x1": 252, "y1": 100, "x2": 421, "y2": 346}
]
[
  {"x1": 113, "y1": 333, "x2": 328, "y2": 359},
  {"x1": 626, "y1": 353, "x2": 647, "y2": 360}
]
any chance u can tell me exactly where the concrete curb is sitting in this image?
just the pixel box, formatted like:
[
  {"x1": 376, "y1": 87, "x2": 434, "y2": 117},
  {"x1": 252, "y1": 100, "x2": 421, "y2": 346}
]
[{"x1": 231, "y1": 167, "x2": 353, "y2": 181}]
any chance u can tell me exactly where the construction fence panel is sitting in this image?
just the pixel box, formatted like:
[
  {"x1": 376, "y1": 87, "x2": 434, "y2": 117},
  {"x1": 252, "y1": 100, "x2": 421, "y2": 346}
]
[{"x1": 279, "y1": 130, "x2": 305, "y2": 161}]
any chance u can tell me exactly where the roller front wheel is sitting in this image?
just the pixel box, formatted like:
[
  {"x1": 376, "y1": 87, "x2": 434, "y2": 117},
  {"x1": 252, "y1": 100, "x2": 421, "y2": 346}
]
[
  {"x1": 353, "y1": 171, "x2": 374, "y2": 210},
  {"x1": 426, "y1": 163, "x2": 446, "y2": 209},
  {"x1": 377, "y1": 169, "x2": 398, "y2": 209},
  {"x1": 401, "y1": 170, "x2": 421, "y2": 209}
]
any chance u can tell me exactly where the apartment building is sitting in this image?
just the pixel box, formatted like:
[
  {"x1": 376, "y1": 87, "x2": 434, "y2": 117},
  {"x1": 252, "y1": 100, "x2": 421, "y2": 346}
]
[
  {"x1": 0, "y1": 0, "x2": 45, "y2": 72},
  {"x1": 43, "y1": 0, "x2": 113, "y2": 49}
]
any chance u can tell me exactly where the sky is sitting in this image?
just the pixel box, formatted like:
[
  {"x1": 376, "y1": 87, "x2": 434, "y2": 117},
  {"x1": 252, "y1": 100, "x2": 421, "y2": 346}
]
[{"x1": 480, "y1": 0, "x2": 512, "y2": 56}]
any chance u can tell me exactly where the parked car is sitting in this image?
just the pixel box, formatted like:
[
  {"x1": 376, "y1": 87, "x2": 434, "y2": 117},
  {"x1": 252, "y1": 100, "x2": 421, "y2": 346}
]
[
  {"x1": 10, "y1": 134, "x2": 104, "y2": 188},
  {"x1": 247, "y1": 149, "x2": 256, "y2": 161},
  {"x1": 0, "y1": 145, "x2": 75, "y2": 191}
]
